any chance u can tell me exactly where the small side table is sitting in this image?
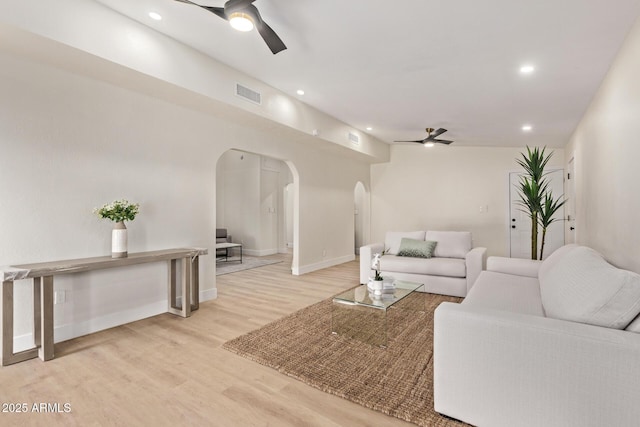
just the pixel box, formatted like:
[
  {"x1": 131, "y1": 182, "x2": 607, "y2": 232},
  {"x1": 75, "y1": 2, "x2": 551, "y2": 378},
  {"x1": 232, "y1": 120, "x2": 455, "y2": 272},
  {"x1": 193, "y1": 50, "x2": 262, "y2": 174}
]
[{"x1": 215, "y1": 243, "x2": 243, "y2": 263}]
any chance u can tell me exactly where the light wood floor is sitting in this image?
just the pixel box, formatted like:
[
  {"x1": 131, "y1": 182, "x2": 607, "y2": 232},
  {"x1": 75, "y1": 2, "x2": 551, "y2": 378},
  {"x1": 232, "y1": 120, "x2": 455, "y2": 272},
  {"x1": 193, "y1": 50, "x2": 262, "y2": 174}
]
[{"x1": 1, "y1": 253, "x2": 414, "y2": 426}]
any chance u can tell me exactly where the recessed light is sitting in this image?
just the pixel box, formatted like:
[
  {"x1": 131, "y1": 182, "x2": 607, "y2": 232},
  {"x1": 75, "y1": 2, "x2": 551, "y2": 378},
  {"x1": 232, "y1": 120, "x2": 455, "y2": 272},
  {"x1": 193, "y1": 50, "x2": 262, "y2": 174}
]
[
  {"x1": 522, "y1": 125, "x2": 533, "y2": 132},
  {"x1": 149, "y1": 12, "x2": 162, "y2": 21},
  {"x1": 520, "y1": 65, "x2": 535, "y2": 74},
  {"x1": 366, "y1": 127, "x2": 373, "y2": 131},
  {"x1": 424, "y1": 142, "x2": 435, "y2": 148},
  {"x1": 296, "y1": 89, "x2": 305, "y2": 96}
]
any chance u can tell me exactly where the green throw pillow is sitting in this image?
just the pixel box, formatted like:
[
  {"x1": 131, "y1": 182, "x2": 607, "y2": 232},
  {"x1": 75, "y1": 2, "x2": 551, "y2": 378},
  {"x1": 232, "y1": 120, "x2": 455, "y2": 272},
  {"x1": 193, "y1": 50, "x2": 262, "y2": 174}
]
[{"x1": 397, "y1": 238, "x2": 437, "y2": 258}]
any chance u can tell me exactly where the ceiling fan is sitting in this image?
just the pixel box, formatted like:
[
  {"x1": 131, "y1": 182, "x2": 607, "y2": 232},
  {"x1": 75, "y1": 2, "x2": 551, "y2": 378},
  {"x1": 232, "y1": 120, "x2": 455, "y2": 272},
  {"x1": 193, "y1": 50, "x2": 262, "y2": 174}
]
[
  {"x1": 394, "y1": 128, "x2": 454, "y2": 146},
  {"x1": 174, "y1": 0, "x2": 287, "y2": 54}
]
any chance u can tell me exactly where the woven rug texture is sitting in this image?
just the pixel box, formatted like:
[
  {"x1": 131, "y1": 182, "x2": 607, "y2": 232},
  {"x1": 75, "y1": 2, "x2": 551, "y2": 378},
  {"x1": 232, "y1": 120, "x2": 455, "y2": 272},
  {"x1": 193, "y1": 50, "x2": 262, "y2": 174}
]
[{"x1": 223, "y1": 290, "x2": 466, "y2": 426}]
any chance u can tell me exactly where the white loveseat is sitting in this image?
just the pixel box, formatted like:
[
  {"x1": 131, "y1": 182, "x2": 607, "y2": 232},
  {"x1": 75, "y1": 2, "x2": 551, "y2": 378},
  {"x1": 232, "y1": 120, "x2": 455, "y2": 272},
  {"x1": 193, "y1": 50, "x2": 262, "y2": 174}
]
[
  {"x1": 360, "y1": 231, "x2": 486, "y2": 297},
  {"x1": 434, "y1": 244, "x2": 640, "y2": 427}
]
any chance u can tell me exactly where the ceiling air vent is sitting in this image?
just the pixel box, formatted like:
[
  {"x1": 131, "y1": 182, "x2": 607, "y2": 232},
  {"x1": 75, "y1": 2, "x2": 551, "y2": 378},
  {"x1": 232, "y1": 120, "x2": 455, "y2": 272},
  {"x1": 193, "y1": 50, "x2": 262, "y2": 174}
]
[
  {"x1": 236, "y1": 83, "x2": 262, "y2": 105},
  {"x1": 348, "y1": 132, "x2": 360, "y2": 145}
]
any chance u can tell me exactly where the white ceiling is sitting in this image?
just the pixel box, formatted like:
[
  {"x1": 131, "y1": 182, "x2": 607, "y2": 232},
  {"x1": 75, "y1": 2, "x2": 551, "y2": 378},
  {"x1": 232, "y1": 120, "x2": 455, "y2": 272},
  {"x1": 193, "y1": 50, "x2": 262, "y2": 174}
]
[{"x1": 95, "y1": 0, "x2": 640, "y2": 148}]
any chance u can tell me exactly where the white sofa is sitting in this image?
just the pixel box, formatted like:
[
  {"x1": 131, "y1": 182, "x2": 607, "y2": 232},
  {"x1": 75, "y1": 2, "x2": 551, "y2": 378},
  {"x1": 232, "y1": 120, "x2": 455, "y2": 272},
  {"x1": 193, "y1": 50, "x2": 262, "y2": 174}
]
[
  {"x1": 360, "y1": 231, "x2": 486, "y2": 297},
  {"x1": 434, "y1": 244, "x2": 640, "y2": 427}
]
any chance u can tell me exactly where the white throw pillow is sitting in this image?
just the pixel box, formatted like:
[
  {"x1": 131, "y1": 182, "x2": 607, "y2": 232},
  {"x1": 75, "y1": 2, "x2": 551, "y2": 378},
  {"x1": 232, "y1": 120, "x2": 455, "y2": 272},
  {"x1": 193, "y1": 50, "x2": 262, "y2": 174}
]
[
  {"x1": 384, "y1": 231, "x2": 425, "y2": 255},
  {"x1": 425, "y1": 231, "x2": 472, "y2": 258},
  {"x1": 540, "y1": 246, "x2": 640, "y2": 329}
]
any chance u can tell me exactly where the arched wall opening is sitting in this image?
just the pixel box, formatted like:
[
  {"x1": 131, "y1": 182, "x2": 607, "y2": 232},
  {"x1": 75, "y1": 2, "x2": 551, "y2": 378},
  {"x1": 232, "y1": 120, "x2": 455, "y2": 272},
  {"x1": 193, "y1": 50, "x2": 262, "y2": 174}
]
[
  {"x1": 215, "y1": 149, "x2": 299, "y2": 273},
  {"x1": 354, "y1": 181, "x2": 371, "y2": 255}
]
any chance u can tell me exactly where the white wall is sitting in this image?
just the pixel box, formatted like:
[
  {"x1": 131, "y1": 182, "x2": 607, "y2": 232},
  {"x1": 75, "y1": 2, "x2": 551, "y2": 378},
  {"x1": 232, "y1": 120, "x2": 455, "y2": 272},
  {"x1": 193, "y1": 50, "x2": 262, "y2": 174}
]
[
  {"x1": 216, "y1": 151, "x2": 262, "y2": 251},
  {"x1": 564, "y1": 16, "x2": 640, "y2": 273},
  {"x1": 354, "y1": 182, "x2": 368, "y2": 254},
  {"x1": 216, "y1": 150, "x2": 293, "y2": 256},
  {"x1": 371, "y1": 145, "x2": 564, "y2": 257},
  {"x1": 0, "y1": 50, "x2": 368, "y2": 348}
]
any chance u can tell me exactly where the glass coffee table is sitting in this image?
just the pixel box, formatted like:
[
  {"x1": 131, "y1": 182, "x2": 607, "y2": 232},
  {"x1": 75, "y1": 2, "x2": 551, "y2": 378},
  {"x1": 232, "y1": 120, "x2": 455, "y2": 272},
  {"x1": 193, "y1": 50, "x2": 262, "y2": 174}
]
[{"x1": 331, "y1": 280, "x2": 425, "y2": 347}]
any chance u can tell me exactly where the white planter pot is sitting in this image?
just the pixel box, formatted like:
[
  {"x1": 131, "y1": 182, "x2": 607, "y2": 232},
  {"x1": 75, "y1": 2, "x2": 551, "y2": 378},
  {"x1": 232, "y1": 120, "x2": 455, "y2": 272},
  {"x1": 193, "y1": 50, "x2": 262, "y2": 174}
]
[
  {"x1": 112, "y1": 221, "x2": 128, "y2": 258},
  {"x1": 370, "y1": 279, "x2": 384, "y2": 296}
]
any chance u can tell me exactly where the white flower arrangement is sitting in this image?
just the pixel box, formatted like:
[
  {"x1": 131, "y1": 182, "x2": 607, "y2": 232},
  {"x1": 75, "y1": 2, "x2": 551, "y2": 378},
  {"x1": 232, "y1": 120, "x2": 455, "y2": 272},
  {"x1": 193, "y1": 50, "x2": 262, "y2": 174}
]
[
  {"x1": 371, "y1": 251, "x2": 386, "y2": 281},
  {"x1": 94, "y1": 199, "x2": 140, "y2": 223}
]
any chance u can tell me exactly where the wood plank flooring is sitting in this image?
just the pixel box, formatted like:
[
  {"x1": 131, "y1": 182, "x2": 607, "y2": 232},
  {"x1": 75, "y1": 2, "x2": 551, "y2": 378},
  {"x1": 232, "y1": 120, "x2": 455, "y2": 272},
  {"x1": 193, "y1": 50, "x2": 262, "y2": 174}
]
[{"x1": 0, "y1": 253, "x2": 414, "y2": 426}]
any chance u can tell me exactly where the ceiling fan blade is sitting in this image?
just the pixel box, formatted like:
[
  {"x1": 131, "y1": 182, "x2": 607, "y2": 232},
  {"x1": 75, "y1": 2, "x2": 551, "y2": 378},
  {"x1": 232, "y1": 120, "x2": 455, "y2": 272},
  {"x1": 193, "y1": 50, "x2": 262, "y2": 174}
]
[
  {"x1": 257, "y1": 21, "x2": 287, "y2": 54},
  {"x1": 174, "y1": 0, "x2": 226, "y2": 19},
  {"x1": 394, "y1": 140, "x2": 426, "y2": 143},
  {"x1": 248, "y1": 5, "x2": 287, "y2": 54},
  {"x1": 433, "y1": 139, "x2": 453, "y2": 145},
  {"x1": 204, "y1": 6, "x2": 227, "y2": 19},
  {"x1": 431, "y1": 128, "x2": 447, "y2": 138}
]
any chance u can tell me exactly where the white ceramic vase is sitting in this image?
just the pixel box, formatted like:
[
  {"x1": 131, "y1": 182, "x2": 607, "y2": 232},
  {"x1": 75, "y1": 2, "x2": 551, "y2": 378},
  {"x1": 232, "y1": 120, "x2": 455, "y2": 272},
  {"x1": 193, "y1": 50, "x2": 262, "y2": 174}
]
[
  {"x1": 112, "y1": 221, "x2": 128, "y2": 258},
  {"x1": 370, "y1": 279, "x2": 384, "y2": 296}
]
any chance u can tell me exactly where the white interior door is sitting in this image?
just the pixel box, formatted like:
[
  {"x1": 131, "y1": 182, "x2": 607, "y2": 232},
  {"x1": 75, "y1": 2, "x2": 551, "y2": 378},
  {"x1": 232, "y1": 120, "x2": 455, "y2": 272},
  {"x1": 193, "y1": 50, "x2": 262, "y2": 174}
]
[{"x1": 509, "y1": 169, "x2": 565, "y2": 259}]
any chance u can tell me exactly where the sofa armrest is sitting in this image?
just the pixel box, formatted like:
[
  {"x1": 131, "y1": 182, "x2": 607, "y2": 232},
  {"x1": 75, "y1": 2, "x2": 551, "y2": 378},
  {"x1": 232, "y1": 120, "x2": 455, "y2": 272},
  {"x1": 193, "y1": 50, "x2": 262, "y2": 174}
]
[
  {"x1": 359, "y1": 242, "x2": 385, "y2": 284},
  {"x1": 434, "y1": 302, "x2": 640, "y2": 427},
  {"x1": 487, "y1": 256, "x2": 541, "y2": 278},
  {"x1": 465, "y1": 247, "x2": 486, "y2": 293}
]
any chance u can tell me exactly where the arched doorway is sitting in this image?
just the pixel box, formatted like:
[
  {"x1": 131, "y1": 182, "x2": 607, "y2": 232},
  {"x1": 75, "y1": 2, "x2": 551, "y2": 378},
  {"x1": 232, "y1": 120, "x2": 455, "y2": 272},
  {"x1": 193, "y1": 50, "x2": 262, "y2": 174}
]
[
  {"x1": 354, "y1": 181, "x2": 370, "y2": 255},
  {"x1": 215, "y1": 149, "x2": 299, "y2": 273}
]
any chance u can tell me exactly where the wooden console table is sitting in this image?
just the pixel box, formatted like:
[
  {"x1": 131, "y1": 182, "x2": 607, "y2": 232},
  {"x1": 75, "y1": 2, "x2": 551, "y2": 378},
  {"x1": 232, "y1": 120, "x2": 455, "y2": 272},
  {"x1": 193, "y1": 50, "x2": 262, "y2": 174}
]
[{"x1": 0, "y1": 248, "x2": 207, "y2": 366}]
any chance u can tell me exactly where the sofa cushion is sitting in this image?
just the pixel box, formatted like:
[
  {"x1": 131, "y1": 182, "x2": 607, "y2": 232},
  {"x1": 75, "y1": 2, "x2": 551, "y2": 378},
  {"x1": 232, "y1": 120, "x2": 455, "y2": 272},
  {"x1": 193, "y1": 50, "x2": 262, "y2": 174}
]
[
  {"x1": 463, "y1": 271, "x2": 544, "y2": 316},
  {"x1": 425, "y1": 231, "x2": 472, "y2": 259},
  {"x1": 397, "y1": 238, "x2": 437, "y2": 258},
  {"x1": 380, "y1": 255, "x2": 466, "y2": 278},
  {"x1": 384, "y1": 231, "x2": 426, "y2": 255},
  {"x1": 540, "y1": 246, "x2": 640, "y2": 329},
  {"x1": 538, "y1": 243, "x2": 578, "y2": 280},
  {"x1": 625, "y1": 313, "x2": 640, "y2": 333}
]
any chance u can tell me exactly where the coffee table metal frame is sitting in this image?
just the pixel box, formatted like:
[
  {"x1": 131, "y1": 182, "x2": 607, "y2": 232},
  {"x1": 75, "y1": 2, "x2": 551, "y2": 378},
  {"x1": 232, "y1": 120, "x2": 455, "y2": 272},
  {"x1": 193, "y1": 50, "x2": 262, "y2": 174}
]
[
  {"x1": 215, "y1": 242, "x2": 243, "y2": 263},
  {"x1": 331, "y1": 280, "x2": 425, "y2": 347}
]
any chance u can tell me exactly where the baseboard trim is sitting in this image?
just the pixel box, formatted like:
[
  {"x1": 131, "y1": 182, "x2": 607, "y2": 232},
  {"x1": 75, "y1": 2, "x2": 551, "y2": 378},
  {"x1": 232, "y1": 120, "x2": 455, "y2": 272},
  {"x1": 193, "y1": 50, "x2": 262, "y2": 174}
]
[
  {"x1": 293, "y1": 254, "x2": 355, "y2": 275},
  {"x1": 13, "y1": 288, "x2": 218, "y2": 352}
]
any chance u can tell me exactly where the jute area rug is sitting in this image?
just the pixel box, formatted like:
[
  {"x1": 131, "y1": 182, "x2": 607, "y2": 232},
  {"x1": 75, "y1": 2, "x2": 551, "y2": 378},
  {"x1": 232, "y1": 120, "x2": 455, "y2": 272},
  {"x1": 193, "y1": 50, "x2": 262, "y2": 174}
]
[{"x1": 223, "y1": 290, "x2": 467, "y2": 426}]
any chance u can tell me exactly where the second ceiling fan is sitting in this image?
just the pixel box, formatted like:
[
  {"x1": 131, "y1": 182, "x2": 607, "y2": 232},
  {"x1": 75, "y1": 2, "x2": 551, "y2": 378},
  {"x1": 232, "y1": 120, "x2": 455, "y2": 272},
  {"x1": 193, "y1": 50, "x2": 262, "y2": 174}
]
[
  {"x1": 175, "y1": 0, "x2": 287, "y2": 54},
  {"x1": 394, "y1": 128, "x2": 454, "y2": 146}
]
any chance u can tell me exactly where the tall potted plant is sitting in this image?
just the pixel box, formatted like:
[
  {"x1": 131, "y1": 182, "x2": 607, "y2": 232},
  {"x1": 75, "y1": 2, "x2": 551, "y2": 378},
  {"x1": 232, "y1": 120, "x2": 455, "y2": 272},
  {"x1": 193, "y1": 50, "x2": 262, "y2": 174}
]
[
  {"x1": 515, "y1": 146, "x2": 564, "y2": 260},
  {"x1": 538, "y1": 192, "x2": 566, "y2": 259}
]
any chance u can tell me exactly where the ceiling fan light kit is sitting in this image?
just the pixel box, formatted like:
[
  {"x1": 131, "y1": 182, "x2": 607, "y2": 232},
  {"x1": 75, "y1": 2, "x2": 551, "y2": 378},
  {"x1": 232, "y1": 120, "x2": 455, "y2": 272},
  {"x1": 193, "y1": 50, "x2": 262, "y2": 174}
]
[{"x1": 229, "y1": 12, "x2": 254, "y2": 32}]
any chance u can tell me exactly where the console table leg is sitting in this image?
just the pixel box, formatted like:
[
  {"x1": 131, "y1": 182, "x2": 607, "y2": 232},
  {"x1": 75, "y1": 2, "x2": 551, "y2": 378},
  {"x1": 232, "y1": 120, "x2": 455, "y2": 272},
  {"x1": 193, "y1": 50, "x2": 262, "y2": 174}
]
[
  {"x1": 191, "y1": 256, "x2": 199, "y2": 311},
  {"x1": 181, "y1": 257, "x2": 192, "y2": 318},
  {"x1": 1, "y1": 281, "x2": 13, "y2": 365},
  {"x1": 33, "y1": 278, "x2": 41, "y2": 347},
  {"x1": 169, "y1": 259, "x2": 178, "y2": 310},
  {"x1": 168, "y1": 258, "x2": 192, "y2": 318},
  {"x1": 39, "y1": 276, "x2": 54, "y2": 361},
  {"x1": 1, "y1": 280, "x2": 39, "y2": 366}
]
